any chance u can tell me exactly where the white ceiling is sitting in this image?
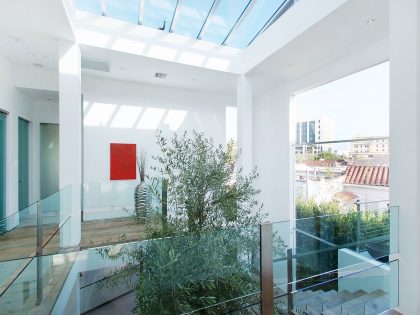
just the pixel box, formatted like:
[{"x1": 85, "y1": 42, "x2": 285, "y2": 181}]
[
  {"x1": 247, "y1": 0, "x2": 389, "y2": 93},
  {"x1": 80, "y1": 45, "x2": 239, "y2": 94},
  {"x1": 0, "y1": 0, "x2": 70, "y2": 72},
  {"x1": 0, "y1": 0, "x2": 238, "y2": 94},
  {"x1": 0, "y1": 0, "x2": 74, "y2": 41},
  {"x1": 0, "y1": 0, "x2": 389, "y2": 96},
  {"x1": 0, "y1": 33, "x2": 59, "y2": 71}
]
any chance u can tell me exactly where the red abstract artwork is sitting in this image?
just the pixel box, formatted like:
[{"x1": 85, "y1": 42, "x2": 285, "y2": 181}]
[{"x1": 110, "y1": 143, "x2": 137, "y2": 180}]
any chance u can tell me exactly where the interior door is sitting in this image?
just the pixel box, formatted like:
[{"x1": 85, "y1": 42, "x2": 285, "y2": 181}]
[
  {"x1": 0, "y1": 112, "x2": 6, "y2": 222},
  {"x1": 18, "y1": 117, "x2": 29, "y2": 210},
  {"x1": 40, "y1": 123, "x2": 59, "y2": 199}
]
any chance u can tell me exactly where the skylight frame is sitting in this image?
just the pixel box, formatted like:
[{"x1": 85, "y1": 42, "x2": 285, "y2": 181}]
[{"x1": 74, "y1": 0, "x2": 296, "y2": 49}]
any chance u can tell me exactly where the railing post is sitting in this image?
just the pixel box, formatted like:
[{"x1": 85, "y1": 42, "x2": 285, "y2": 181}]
[
  {"x1": 260, "y1": 223, "x2": 273, "y2": 315},
  {"x1": 287, "y1": 248, "x2": 293, "y2": 313},
  {"x1": 356, "y1": 200, "x2": 361, "y2": 252},
  {"x1": 36, "y1": 201, "x2": 43, "y2": 305}
]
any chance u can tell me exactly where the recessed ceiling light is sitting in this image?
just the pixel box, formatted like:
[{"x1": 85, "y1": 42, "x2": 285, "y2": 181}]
[
  {"x1": 25, "y1": 52, "x2": 34, "y2": 57},
  {"x1": 32, "y1": 63, "x2": 44, "y2": 68},
  {"x1": 366, "y1": 18, "x2": 376, "y2": 25},
  {"x1": 155, "y1": 72, "x2": 167, "y2": 79}
]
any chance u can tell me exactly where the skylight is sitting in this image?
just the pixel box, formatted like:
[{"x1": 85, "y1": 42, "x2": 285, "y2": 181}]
[{"x1": 74, "y1": 0, "x2": 295, "y2": 49}]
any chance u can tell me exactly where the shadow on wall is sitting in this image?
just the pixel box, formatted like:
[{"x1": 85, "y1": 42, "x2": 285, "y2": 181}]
[{"x1": 83, "y1": 102, "x2": 187, "y2": 131}]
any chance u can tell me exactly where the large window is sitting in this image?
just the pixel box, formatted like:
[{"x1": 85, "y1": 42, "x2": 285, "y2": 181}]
[{"x1": 293, "y1": 62, "x2": 389, "y2": 212}]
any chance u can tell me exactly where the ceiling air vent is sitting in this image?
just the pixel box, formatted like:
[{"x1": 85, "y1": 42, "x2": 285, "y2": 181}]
[
  {"x1": 155, "y1": 72, "x2": 167, "y2": 79},
  {"x1": 81, "y1": 58, "x2": 110, "y2": 72}
]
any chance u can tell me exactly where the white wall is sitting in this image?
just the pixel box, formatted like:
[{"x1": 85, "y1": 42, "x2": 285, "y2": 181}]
[
  {"x1": 31, "y1": 101, "x2": 59, "y2": 202},
  {"x1": 389, "y1": 0, "x2": 420, "y2": 313},
  {"x1": 343, "y1": 185, "x2": 389, "y2": 205},
  {"x1": 0, "y1": 53, "x2": 60, "y2": 217},
  {"x1": 251, "y1": 39, "x2": 388, "y2": 223},
  {"x1": 0, "y1": 54, "x2": 34, "y2": 215},
  {"x1": 82, "y1": 75, "x2": 235, "y2": 214}
]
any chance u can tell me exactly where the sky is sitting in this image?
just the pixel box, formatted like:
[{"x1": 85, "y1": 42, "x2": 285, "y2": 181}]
[
  {"x1": 293, "y1": 62, "x2": 389, "y2": 140},
  {"x1": 74, "y1": 0, "x2": 287, "y2": 48}
]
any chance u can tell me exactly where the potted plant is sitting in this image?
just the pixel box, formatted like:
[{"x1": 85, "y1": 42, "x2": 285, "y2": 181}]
[{"x1": 134, "y1": 151, "x2": 148, "y2": 223}]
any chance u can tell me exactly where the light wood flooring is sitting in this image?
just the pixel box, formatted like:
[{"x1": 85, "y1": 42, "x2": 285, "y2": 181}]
[{"x1": 80, "y1": 217, "x2": 145, "y2": 249}]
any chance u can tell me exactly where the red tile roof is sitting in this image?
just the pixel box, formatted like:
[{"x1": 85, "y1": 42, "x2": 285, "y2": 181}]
[
  {"x1": 302, "y1": 160, "x2": 343, "y2": 167},
  {"x1": 334, "y1": 191, "x2": 358, "y2": 202},
  {"x1": 344, "y1": 165, "x2": 389, "y2": 187}
]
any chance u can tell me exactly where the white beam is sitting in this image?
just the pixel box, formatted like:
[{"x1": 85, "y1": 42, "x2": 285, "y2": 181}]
[
  {"x1": 389, "y1": 0, "x2": 420, "y2": 313},
  {"x1": 59, "y1": 41, "x2": 82, "y2": 246},
  {"x1": 237, "y1": 75, "x2": 253, "y2": 174}
]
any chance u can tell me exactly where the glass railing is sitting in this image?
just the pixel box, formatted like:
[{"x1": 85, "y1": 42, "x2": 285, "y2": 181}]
[
  {"x1": 42, "y1": 214, "x2": 73, "y2": 256},
  {"x1": 0, "y1": 185, "x2": 74, "y2": 313},
  {"x1": 0, "y1": 186, "x2": 72, "y2": 262},
  {"x1": 0, "y1": 202, "x2": 38, "y2": 261},
  {"x1": 76, "y1": 207, "x2": 398, "y2": 314},
  {"x1": 273, "y1": 259, "x2": 399, "y2": 315},
  {"x1": 0, "y1": 251, "x2": 78, "y2": 314},
  {"x1": 0, "y1": 203, "x2": 399, "y2": 315},
  {"x1": 271, "y1": 206, "x2": 398, "y2": 290},
  {"x1": 77, "y1": 222, "x2": 261, "y2": 314},
  {"x1": 82, "y1": 179, "x2": 163, "y2": 221}
]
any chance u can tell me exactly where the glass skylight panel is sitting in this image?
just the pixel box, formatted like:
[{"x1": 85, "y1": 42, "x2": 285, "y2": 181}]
[
  {"x1": 142, "y1": 0, "x2": 178, "y2": 31},
  {"x1": 200, "y1": 0, "x2": 250, "y2": 44},
  {"x1": 172, "y1": 0, "x2": 215, "y2": 38},
  {"x1": 106, "y1": 0, "x2": 140, "y2": 24},
  {"x1": 73, "y1": 0, "x2": 296, "y2": 48},
  {"x1": 74, "y1": 0, "x2": 102, "y2": 15},
  {"x1": 227, "y1": 0, "x2": 290, "y2": 48}
]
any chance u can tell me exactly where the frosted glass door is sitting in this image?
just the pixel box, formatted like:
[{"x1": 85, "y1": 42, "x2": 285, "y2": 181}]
[
  {"x1": 40, "y1": 123, "x2": 59, "y2": 199},
  {"x1": 18, "y1": 118, "x2": 29, "y2": 210},
  {"x1": 0, "y1": 112, "x2": 5, "y2": 221}
]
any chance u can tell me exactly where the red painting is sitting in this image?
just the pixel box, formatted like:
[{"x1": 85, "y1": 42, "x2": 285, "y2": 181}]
[{"x1": 110, "y1": 143, "x2": 136, "y2": 180}]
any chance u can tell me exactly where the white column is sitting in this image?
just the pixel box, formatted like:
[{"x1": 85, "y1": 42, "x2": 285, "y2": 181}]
[
  {"x1": 237, "y1": 75, "x2": 253, "y2": 174},
  {"x1": 389, "y1": 0, "x2": 420, "y2": 313},
  {"x1": 59, "y1": 41, "x2": 82, "y2": 246}
]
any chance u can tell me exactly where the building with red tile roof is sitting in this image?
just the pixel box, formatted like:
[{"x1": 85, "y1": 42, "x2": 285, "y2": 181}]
[{"x1": 344, "y1": 165, "x2": 389, "y2": 187}]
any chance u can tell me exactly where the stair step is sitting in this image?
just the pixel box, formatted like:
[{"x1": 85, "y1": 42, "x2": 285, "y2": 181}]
[
  {"x1": 294, "y1": 290, "x2": 327, "y2": 308},
  {"x1": 336, "y1": 290, "x2": 388, "y2": 315},
  {"x1": 323, "y1": 290, "x2": 370, "y2": 315},
  {"x1": 363, "y1": 294, "x2": 392, "y2": 315}
]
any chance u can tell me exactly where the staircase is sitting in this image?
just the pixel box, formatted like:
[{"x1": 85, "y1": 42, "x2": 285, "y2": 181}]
[{"x1": 275, "y1": 289, "x2": 392, "y2": 315}]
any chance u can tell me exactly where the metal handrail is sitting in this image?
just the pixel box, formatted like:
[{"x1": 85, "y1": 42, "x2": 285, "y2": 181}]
[
  {"x1": 273, "y1": 258, "x2": 398, "y2": 300},
  {"x1": 293, "y1": 136, "x2": 389, "y2": 146},
  {"x1": 355, "y1": 199, "x2": 389, "y2": 205}
]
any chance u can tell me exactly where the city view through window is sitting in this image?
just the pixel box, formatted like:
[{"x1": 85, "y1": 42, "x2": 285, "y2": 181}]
[{"x1": 293, "y1": 62, "x2": 389, "y2": 213}]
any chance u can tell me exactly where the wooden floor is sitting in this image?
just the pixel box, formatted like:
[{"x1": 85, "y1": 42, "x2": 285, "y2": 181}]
[
  {"x1": 0, "y1": 224, "x2": 59, "y2": 262},
  {"x1": 80, "y1": 217, "x2": 145, "y2": 249},
  {"x1": 0, "y1": 217, "x2": 144, "y2": 312},
  {"x1": 0, "y1": 217, "x2": 145, "y2": 262}
]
